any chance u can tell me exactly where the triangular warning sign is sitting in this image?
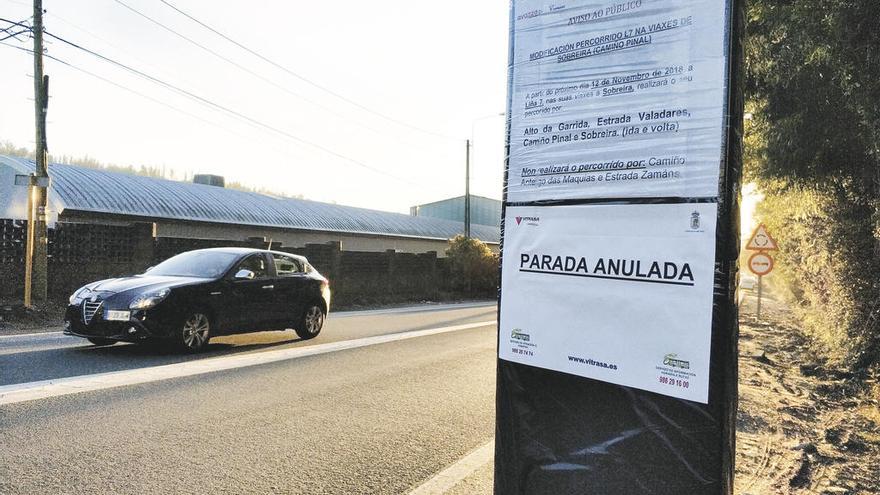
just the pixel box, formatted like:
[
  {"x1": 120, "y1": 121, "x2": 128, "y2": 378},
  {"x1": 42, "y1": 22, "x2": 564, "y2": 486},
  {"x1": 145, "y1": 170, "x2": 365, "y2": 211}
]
[{"x1": 746, "y1": 224, "x2": 778, "y2": 251}]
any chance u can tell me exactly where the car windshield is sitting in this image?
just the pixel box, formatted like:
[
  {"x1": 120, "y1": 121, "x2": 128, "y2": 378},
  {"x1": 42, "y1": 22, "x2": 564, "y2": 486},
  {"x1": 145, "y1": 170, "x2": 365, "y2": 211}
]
[{"x1": 146, "y1": 251, "x2": 239, "y2": 278}]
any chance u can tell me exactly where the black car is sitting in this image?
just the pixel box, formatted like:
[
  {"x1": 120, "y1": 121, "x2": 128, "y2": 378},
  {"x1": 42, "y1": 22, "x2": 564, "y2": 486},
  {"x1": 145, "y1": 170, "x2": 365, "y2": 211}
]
[{"x1": 64, "y1": 248, "x2": 331, "y2": 351}]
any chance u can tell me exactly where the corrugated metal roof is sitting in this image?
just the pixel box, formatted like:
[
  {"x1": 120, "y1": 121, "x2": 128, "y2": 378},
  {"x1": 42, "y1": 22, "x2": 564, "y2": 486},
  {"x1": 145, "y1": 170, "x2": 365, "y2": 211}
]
[{"x1": 0, "y1": 155, "x2": 500, "y2": 243}]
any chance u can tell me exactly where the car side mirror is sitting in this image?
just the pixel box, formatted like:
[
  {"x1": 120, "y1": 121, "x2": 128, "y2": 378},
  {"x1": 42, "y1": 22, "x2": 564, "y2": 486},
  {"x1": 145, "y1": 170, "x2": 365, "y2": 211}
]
[
  {"x1": 144, "y1": 266, "x2": 154, "y2": 273},
  {"x1": 234, "y1": 269, "x2": 256, "y2": 280}
]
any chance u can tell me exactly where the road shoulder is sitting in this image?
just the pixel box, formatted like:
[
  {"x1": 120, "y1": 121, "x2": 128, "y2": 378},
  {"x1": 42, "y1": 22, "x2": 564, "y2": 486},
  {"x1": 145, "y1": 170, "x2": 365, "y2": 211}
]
[{"x1": 0, "y1": 300, "x2": 496, "y2": 337}]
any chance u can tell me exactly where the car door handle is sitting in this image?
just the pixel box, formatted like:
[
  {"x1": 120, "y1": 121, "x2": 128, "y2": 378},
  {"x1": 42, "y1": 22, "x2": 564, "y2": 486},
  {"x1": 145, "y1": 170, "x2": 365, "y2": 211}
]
[{"x1": 262, "y1": 285, "x2": 274, "y2": 290}]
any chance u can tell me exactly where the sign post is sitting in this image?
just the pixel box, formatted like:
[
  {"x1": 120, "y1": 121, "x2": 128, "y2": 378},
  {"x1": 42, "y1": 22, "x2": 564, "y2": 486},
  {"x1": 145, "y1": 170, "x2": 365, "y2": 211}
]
[
  {"x1": 745, "y1": 225, "x2": 778, "y2": 318},
  {"x1": 496, "y1": 1, "x2": 745, "y2": 493}
]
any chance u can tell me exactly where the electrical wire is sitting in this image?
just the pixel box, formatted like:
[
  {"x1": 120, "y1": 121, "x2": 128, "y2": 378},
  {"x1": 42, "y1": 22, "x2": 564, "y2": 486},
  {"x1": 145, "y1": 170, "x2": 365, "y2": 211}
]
[
  {"x1": 0, "y1": 28, "x2": 28, "y2": 42},
  {"x1": 1, "y1": 40, "x2": 339, "y2": 182},
  {"x1": 0, "y1": 20, "x2": 430, "y2": 189},
  {"x1": 156, "y1": 0, "x2": 460, "y2": 142},
  {"x1": 0, "y1": 16, "x2": 31, "y2": 32},
  {"x1": 45, "y1": 9, "x2": 184, "y2": 83},
  {"x1": 2, "y1": 41, "x2": 233, "y2": 132},
  {"x1": 110, "y1": 1, "x2": 458, "y2": 156}
]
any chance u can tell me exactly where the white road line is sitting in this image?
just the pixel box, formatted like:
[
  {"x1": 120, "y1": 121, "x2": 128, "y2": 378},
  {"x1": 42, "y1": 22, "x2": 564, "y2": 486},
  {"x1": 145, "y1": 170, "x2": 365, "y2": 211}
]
[
  {"x1": 331, "y1": 301, "x2": 495, "y2": 318},
  {"x1": 0, "y1": 320, "x2": 496, "y2": 406},
  {"x1": 408, "y1": 439, "x2": 495, "y2": 495},
  {"x1": 0, "y1": 302, "x2": 497, "y2": 340},
  {"x1": 0, "y1": 329, "x2": 66, "y2": 340}
]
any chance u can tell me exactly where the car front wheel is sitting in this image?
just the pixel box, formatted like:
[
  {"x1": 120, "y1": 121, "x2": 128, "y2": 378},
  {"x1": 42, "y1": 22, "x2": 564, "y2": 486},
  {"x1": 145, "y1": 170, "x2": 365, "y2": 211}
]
[
  {"x1": 177, "y1": 311, "x2": 211, "y2": 352},
  {"x1": 87, "y1": 337, "x2": 117, "y2": 346},
  {"x1": 295, "y1": 304, "x2": 324, "y2": 340}
]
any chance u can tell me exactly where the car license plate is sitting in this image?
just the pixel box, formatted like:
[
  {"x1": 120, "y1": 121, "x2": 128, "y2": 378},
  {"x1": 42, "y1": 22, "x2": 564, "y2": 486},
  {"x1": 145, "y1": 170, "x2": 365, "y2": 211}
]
[{"x1": 105, "y1": 310, "x2": 131, "y2": 321}]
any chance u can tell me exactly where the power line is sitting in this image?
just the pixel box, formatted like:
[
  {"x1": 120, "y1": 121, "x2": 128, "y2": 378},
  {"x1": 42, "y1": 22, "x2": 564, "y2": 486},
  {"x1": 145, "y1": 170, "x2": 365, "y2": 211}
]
[
  {"x1": 0, "y1": 18, "x2": 429, "y2": 189},
  {"x1": 2, "y1": 41, "x2": 265, "y2": 143},
  {"x1": 110, "y1": 0, "x2": 457, "y2": 156},
  {"x1": 45, "y1": 9, "x2": 186, "y2": 84},
  {"x1": 112, "y1": 0, "x2": 320, "y2": 106},
  {"x1": 0, "y1": 28, "x2": 28, "y2": 42},
  {"x1": 41, "y1": 7, "x2": 339, "y2": 143},
  {"x1": 157, "y1": 0, "x2": 460, "y2": 142},
  {"x1": 1, "y1": 40, "x2": 334, "y2": 181},
  {"x1": 0, "y1": 15, "x2": 30, "y2": 33}
]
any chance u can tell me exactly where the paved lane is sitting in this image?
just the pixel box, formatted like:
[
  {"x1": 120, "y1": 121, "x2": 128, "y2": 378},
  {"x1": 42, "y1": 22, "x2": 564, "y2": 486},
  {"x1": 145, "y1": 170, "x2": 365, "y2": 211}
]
[
  {"x1": 0, "y1": 303, "x2": 496, "y2": 386},
  {"x1": 0, "y1": 312, "x2": 497, "y2": 494}
]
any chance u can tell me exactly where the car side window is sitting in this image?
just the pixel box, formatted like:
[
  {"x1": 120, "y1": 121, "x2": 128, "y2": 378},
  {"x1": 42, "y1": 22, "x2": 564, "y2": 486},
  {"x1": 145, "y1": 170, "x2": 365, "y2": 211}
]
[
  {"x1": 237, "y1": 254, "x2": 269, "y2": 279},
  {"x1": 272, "y1": 254, "x2": 304, "y2": 277}
]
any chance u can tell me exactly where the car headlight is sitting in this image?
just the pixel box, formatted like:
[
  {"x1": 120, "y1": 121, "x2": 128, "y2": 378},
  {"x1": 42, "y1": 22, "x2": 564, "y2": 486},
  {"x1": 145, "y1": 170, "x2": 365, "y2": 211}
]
[
  {"x1": 69, "y1": 287, "x2": 91, "y2": 305},
  {"x1": 129, "y1": 288, "x2": 171, "y2": 310}
]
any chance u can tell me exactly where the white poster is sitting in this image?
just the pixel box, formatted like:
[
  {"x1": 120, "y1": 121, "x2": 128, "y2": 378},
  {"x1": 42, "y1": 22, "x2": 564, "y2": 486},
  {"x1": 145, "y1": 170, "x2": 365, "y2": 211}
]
[
  {"x1": 507, "y1": 0, "x2": 730, "y2": 202},
  {"x1": 499, "y1": 203, "x2": 717, "y2": 402}
]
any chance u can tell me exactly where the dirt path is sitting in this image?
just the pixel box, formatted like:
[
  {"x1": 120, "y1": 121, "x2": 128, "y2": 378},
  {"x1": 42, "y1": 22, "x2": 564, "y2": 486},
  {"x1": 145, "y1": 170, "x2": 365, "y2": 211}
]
[{"x1": 736, "y1": 291, "x2": 880, "y2": 495}]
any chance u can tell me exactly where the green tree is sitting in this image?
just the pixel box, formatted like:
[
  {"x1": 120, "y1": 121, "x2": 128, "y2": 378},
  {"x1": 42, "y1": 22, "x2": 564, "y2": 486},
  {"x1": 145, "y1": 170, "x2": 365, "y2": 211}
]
[{"x1": 746, "y1": 0, "x2": 880, "y2": 368}]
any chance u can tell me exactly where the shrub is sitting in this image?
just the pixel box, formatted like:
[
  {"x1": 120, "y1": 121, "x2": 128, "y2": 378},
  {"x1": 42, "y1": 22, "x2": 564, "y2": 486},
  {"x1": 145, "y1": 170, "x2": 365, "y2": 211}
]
[{"x1": 445, "y1": 236, "x2": 499, "y2": 297}]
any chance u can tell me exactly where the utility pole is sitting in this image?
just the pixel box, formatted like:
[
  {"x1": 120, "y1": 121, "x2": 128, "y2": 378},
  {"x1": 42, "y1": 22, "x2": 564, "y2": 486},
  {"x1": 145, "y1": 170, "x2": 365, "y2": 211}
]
[
  {"x1": 465, "y1": 112, "x2": 503, "y2": 240},
  {"x1": 25, "y1": 0, "x2": 49, "y2": 306},
  {"x1": 464, "y1": 139, "x2": 471, "y2": 239}
]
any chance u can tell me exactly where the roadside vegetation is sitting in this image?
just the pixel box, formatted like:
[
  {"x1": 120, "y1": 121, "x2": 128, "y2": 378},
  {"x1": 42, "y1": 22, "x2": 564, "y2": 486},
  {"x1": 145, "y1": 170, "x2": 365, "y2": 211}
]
[
  {"x1": 745, "y1": 0, "x2": 880, "y2": 371},
  {"x1": 445, "y1": 235, "x2": 499, "y2": 298}
]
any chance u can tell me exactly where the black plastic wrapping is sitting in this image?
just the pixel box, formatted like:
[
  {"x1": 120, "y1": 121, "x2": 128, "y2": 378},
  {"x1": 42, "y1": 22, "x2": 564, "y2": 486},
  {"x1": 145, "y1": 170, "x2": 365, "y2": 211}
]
[{"x1": 494, "y1": 0, "x2": 745, "y2": 493}]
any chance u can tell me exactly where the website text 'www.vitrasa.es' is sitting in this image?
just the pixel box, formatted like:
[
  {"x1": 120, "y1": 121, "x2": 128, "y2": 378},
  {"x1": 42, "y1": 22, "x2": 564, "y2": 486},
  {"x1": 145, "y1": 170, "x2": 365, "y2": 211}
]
[{"x1": 568, "y1": 355, "x2": 619, "y2": 370}]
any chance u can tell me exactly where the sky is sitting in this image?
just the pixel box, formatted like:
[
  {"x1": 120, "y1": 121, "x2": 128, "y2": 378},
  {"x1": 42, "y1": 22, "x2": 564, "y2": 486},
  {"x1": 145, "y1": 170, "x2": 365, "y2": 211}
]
[{"x1": 0, "y1": 0, "x2": 510, "y2": 213}]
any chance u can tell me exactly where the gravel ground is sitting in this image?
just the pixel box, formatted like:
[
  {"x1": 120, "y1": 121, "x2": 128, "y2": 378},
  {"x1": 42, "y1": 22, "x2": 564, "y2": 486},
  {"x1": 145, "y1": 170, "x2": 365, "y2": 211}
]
[{"x1": 735, "y1": 292, "x2": 880, "y2": 494}]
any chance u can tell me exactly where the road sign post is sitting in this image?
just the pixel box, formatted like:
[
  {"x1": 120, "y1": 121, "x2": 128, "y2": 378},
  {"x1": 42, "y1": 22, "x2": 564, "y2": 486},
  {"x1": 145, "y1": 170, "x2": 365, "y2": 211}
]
[{"x1": 745, "y1": 226, "x2": 777, "y2": 319}]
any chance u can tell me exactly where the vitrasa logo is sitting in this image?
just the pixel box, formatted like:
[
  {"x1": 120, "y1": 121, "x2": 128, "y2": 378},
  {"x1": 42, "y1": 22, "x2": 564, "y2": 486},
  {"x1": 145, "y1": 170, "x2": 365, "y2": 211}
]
[
  {"x1": 663, "y1": 353, "x2": 691, "y2": 370},
  {"x1": 514, "y1": 216, "x2": 540, "y2": 226},
  {"x1": 510, "y1": 328, "x2": 531, "y2": 342}
]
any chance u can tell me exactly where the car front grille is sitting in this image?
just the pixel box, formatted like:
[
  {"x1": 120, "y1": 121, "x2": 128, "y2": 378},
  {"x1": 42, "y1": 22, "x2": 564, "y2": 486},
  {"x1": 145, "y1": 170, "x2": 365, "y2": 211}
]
[{"x1": 82, "y1": 301, "x2": 103, "y2": 325}]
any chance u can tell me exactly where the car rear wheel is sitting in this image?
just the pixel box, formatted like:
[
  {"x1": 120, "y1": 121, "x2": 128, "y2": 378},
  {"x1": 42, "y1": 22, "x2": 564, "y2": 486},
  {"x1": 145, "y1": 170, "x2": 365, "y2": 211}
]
[
  {"x1": 177, "y1": 311, "x2": 211, "y2": 352},
  {"x1": 87, "y1": 337, "x2": 117, "y2": 346},
  {"x1": 295, "y1": 304, "x2": 324, "y2": 340}
]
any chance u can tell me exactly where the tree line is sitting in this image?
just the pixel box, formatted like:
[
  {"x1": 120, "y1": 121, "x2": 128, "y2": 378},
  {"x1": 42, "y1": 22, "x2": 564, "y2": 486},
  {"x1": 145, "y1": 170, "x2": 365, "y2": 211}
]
[
  {"x1": 746, "y1": 0, "x2": 879, "y2": 369},
  {"x1": 0, "y1": 141, "x2": 304, "y2": 199}
]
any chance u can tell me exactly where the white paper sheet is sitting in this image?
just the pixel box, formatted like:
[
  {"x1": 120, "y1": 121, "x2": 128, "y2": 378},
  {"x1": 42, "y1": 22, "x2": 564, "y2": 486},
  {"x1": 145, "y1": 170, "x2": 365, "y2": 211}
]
[{"x1": 499, "y1": 203, "x2": 718, "y2": 402}]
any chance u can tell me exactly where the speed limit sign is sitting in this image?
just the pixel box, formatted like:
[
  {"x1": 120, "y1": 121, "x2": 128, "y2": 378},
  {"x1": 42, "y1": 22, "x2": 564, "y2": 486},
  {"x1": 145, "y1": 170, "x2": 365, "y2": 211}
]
[{"x1": 748, "y1": 252, "x2": 773, "y2": 276}]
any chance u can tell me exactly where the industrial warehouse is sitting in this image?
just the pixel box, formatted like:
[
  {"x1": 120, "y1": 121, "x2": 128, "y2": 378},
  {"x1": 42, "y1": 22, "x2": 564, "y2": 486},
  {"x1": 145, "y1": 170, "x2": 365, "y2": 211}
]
[
  {"x1": 0, "y1": 155, "x2": 500, "y2": 254},
  {"x1": 0, "y1": 154, "x2": 500, "y2": 303}
]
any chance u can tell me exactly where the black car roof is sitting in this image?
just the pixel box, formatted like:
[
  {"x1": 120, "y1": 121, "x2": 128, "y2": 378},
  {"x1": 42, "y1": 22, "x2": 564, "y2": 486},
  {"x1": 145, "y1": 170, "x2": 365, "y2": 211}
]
[{"x1": 190, "y1": 247, "x2": 308, "y2": 262}]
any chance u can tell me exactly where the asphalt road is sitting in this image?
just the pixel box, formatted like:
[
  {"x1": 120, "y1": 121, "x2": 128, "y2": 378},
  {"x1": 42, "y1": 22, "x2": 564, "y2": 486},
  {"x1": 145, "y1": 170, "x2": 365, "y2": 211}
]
[{"x1": 0, "y1": 303, "x2": 498, "y2": 494}]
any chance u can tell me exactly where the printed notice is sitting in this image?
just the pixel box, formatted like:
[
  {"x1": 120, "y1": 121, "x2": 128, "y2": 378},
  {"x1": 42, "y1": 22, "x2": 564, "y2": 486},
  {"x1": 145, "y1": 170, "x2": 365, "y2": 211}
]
[
  {"x1": 499, "y1": 203, "x2": 717, "y2": 402},
  {"x1": 507, "y1": 0, "x2": 730, "y2": 201}
]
